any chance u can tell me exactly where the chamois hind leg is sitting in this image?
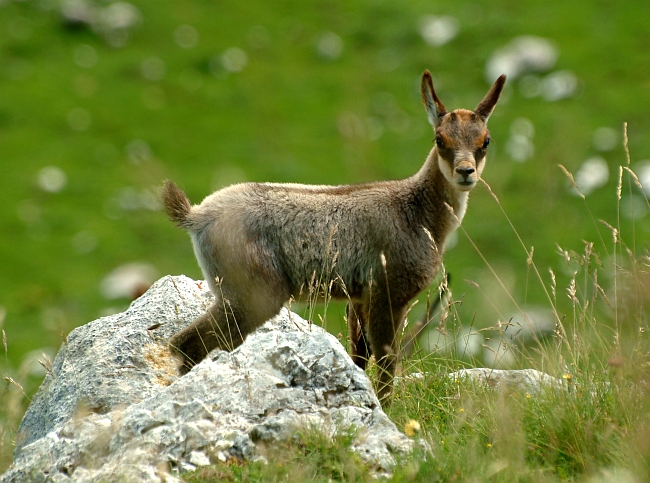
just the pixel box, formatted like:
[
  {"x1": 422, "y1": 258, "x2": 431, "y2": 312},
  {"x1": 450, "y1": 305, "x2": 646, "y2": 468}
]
[
  {"x1": 346, "y1": 302, "x2": 371, "y2": 370},
  {"x1": 169, "y1": 301, "x2": 236, "y2": 374},
  {"x1": 366, "y1": 299, "x2": 407, "y2": 406},
  {"x1": 169, "y1": 281, "x2": 287, "y2": 374}
]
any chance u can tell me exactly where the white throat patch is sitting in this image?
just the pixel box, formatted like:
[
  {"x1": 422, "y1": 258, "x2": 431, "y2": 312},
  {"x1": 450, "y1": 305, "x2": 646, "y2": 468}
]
[{"x1": 454, "y1": 191, "x2": 469, "y2": 224}]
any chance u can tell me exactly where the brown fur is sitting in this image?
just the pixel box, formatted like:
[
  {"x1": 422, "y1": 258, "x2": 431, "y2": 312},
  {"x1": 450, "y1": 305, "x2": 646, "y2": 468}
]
[
  {"x1": 162, "y1": 71, "x2": 506, "y2": 405},
  {"x1": 162, "y1": 181, "x2": 193, "y2": 229}
]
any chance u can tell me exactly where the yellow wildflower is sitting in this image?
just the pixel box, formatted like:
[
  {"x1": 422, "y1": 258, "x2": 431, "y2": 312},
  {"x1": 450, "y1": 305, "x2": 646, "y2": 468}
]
[{"x1": 404, "y1": 419, "x2": 421, "y2": 437}]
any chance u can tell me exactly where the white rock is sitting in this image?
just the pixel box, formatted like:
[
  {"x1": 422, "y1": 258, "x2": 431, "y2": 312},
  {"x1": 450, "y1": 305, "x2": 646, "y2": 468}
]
[
  {"x1": 485, "y1": 36, "x2": 558, "y2": 82},
  {"x1": 1, "y1": 276, "x2": 410, "y2": 482},
  {"x1": 448, "y1": 368, "x2": 563, "y2": 393}
]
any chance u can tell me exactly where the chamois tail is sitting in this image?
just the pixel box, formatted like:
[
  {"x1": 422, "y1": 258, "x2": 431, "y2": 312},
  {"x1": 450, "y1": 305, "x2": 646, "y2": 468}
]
[{"x1": 161, "y1": 180, "x2": 195, "y2": 230}]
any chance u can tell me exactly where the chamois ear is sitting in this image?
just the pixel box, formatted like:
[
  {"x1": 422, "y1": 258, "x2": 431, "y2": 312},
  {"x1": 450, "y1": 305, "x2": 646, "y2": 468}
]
[
  {"x1": 474, "y1": 74, "x2": 506, "y2": 123},
  {"x1": 421, "y1": 70, "x2": 447, "y2": 127}
]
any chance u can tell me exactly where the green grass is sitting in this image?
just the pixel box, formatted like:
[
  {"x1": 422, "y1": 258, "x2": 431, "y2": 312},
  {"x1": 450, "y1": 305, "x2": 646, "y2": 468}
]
[
  {"x1": 1, "y1": 0, "x2": 650, "y2": 476},
  {"x1": 181, "y1": 366, "x2": 650, "y2": 482},
  {"x1": 184, "y1": 427, "x2": 375, "y2": 483}
]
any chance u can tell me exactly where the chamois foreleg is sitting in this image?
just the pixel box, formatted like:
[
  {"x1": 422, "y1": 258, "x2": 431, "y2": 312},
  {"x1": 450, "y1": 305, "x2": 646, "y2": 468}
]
[
  {"x1": 366, "y1": 295, "x2": 407, "y2": 406},
  {"x1": 346, "y1": 302, "x2": 371, "y2": 370}
]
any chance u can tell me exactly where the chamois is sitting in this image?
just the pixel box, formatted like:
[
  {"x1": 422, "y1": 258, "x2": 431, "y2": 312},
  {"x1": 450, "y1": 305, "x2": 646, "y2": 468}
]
[{"x1": 162, "y1": 70, "x2": 506, "y2": 405}]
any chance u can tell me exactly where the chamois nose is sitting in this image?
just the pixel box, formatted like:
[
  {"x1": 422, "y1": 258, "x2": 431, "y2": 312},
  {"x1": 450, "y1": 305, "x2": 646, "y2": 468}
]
[{"x1": 455, "y1": 166, "x2": 475, "y2": 178}]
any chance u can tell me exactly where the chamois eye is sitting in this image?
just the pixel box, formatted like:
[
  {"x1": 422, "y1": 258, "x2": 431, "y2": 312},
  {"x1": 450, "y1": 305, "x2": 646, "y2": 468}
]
[
  {"x1": 482, "y1": 137, "x2": 490, "y2": 149},
  {"x1": 435, "y1": 137, "x2": 445, "y2": 149}
]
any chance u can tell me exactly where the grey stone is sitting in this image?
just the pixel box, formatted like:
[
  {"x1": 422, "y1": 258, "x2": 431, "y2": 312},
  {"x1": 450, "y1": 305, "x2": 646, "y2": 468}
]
[
  {"x1": 1, "y1": 276, "x2": 410, "y2": 483},
  {"x1": 448, "y1": 368, "x2": 564, "y2": 393}
]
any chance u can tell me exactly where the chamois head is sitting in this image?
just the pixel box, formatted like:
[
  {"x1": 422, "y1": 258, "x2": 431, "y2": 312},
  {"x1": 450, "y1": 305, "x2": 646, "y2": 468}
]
[{"x1": 421, "y1": 71, "x2": 506, "y2": 192}]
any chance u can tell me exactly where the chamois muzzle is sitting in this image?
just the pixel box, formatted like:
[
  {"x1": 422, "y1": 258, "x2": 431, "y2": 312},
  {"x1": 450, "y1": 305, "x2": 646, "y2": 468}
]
[
  {"x1": 455, "y1": 166, "x2": 476, "y2": 180},
  {"x1": 453, "y1": 161, "x2": 479, "y2": 190}
]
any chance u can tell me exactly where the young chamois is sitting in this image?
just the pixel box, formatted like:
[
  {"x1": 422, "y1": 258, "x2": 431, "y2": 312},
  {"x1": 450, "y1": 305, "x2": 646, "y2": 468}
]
[{"x1": 162, "y1": 70, "x2": 506, "y2": 405}]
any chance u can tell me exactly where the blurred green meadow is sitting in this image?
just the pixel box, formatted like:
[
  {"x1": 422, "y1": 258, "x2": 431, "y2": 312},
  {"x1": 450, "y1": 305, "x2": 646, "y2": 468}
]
[{"x1": 1, "y1": 0, "x2": 650, "y2": 465}]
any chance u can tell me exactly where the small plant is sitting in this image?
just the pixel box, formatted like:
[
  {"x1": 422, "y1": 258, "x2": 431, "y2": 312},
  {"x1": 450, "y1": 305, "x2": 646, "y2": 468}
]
[{"x1": 184, "y1": 426, "x2": 374, "y2": 483}]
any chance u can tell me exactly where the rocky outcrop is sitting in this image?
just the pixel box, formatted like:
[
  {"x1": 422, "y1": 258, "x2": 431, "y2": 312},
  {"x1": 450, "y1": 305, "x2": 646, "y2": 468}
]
[{"x1": 1, "y1": 276, "x2": 411, "y2": 483}]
